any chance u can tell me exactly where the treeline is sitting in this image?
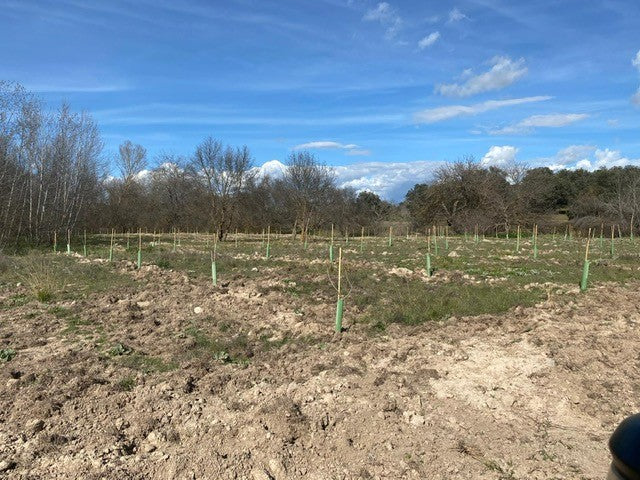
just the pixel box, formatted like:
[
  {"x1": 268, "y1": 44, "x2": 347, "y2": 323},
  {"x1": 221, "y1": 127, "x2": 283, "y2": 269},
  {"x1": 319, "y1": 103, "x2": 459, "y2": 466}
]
[
  {"x1": 101, "y1": 145, "x2": 394, "y2": 240},
  {"x1": 405, "y1": 158, "x2": 640, "y2": 233},
  {"x1": 4, "y1": 81, "x2": 639, "y2": 247},
  {"x1": 0, "y1": 82, "x2": 394, "y2": 247}
]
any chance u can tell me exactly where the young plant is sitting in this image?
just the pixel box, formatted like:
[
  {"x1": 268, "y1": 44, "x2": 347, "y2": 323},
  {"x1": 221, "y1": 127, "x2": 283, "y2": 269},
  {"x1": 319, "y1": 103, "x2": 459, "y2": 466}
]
[
  {"x1": 109, "y1": 228, "x2": 115, "y2": 262},
  {"x1": 580, "y1": 228, "x2": 591, "y2": 292},
  {"x1": 137, "y1": 228, "x2": 142, "y2": 268},
  {"x1": 334, "y1": 247, "x2": 344, "y2": 332},
  {"x1": 211, "y1": 243, "x2": 218, "y2": 286},
  {"x1": 266, "y1": 225, "x2": 271, "y2": 259},
  {"x1": 426, "y1": 233, "x2": 432, "y2": 277}
]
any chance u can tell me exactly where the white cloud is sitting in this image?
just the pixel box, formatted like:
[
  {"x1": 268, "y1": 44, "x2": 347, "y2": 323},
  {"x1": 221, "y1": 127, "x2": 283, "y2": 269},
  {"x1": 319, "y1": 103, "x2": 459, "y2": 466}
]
[
  {"x1": 594, "y1": 148, "x2": 631, "y2": 168},
  {"x1": 535, "y1": 145, "x2": 640, "y2": 171},
  {"x1": 554, "y1": 145, "x2": 595, "y2": 165},
  {"x1": 363, "y1": 2, "x2": 402, "y2": 39},
  {"x1": 334, "y1": 160, "x2": 444, "y2": 200},
  {"x1": 292, "y1": 141, "x2": 370, "y2": 156},
  {"x1": 632, "y1": 87, "x2": 640, "y2": 106},
  {"x1": 252, "y1": 159, "x2": 441, "y2": 201},
  {"x1": 633, "y1": 50, "x2": 640, "y2": 70},
  {"x1": 413, "y1": 95, "x2": 551, "y2": 123},
  {"x1": 254, "y1": 159, "x2": 287, "y2": 178},
  {"x1": 448, "y1": 7, "x2": 468, "y2": 23},
  {"x1": 436, "y1": 56, "x2": 527, "y2": 97},
  {"x1": 481, "y1": 146, "x2": 518, "y2": 167},
  {"x1": 418, "y1": 32, "x2": 440, "y2": 49},
  {"x1": 489, "y1": 113, "x2": 589, "y2": 135}
]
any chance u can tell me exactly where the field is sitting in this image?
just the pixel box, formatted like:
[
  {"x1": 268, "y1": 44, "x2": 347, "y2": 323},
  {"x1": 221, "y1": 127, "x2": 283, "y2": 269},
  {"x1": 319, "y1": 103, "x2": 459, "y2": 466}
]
[{"x1": 1, "y1": 231, "x2": 639, "y2": 479}]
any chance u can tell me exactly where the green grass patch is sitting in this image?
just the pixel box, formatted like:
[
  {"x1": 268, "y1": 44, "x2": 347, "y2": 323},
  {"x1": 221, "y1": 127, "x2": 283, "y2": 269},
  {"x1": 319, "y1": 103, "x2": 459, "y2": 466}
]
[
  {"x1": 117, "y1": 352, "x2": 177, "y2": 374},
  {"x1": 364, "y1": 281, "x2": 545, "y2": 327}
]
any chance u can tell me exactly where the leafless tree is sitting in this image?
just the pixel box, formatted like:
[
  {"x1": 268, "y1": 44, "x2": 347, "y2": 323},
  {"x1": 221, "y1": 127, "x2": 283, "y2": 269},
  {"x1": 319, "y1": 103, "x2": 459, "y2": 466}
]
[
  {"x1": 191, "y1": 137, "x2": 254, "y2": 239},
  {"x1": 282, "y1": 151, "x2": 336, "y2": 242}
]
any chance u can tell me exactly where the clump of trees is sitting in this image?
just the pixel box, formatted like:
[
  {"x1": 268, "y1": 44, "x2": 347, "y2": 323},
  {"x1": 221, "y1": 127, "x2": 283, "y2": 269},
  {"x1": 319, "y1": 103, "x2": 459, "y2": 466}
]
[
  {"x1": 0, "y1": 82, "x2": 103, "y2": 245},
  {"x1": 405, "y1": 158, "x2": 640, "y2": 233},
  {"x1": 0, "y1": 81, "x2": 395, "y2": 247}
]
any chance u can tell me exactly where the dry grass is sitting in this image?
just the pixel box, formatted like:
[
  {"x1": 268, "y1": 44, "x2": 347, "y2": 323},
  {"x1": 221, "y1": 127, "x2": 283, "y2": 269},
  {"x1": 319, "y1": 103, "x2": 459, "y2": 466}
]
[{"x1": 18, "y1": 254, "x2": 62, "y2": 302}]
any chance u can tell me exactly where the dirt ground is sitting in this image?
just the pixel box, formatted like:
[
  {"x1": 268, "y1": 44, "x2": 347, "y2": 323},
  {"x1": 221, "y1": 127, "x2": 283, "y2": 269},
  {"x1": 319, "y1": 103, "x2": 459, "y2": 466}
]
[{"x1": 1, "y1": 258, "x2": 638, "y2": 479}]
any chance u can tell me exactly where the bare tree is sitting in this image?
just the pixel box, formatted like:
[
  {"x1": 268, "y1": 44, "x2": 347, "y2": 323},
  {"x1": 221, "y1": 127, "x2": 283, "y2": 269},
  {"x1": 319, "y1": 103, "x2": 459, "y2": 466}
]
[
  {"x1": 282, "y1": 151, "x2": 336, "y2": 242},
  {"x1": 191, "y1": 137, "x2": 253, "y2": 239},
  {"x1": 117, "y1": 140, "x2": 147, "y2": 182}
]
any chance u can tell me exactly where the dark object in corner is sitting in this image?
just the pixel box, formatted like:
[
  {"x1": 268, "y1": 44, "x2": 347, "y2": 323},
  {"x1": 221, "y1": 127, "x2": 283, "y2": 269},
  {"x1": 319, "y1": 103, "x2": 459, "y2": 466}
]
[{"x1": 609, "y1": 413, "x2": 640, "y2": 480}]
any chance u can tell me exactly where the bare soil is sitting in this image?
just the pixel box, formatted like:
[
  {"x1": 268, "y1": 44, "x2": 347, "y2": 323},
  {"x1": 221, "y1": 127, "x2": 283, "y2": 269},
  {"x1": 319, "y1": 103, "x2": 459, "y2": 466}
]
[{"x1": 1, "y1": 260, "x2": 638, "y2": 479}]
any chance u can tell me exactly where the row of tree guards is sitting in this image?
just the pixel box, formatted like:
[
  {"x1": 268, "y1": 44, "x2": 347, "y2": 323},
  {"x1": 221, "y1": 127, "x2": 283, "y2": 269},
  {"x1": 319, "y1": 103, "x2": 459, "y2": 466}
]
[{"x1": 51, "y1": 223, "x2": 636, "y2": 332}]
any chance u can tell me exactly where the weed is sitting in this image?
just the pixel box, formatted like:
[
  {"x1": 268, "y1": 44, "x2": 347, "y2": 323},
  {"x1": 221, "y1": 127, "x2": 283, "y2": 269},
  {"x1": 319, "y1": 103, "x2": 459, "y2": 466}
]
[
  {"x1": 109, "y1": 342, "x2": 133, "y2": 356},
  {"x1": 117, "y1": 375, "x2": 136, "y2": 391},
  {"x1": 0, "y1": 348, "x2": 16, "y2": 362}
]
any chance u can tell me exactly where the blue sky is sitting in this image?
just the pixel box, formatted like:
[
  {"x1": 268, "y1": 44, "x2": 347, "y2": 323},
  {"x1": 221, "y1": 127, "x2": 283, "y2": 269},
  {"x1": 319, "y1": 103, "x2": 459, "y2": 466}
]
[{"x1": 2, "y1": 0, "x2": 640, "y2": 200}]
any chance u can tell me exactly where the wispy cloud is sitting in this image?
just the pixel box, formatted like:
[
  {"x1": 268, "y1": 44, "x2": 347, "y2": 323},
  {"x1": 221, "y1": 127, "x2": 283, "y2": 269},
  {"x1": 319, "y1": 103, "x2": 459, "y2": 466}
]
[
  {"x1": 418, "y1": 32, "x2": 440, "y2": 49},
  {"x1": 632, "y1": 50, "x2": 640, "y2": 106},
  {"x1": 25, "y1": 82, "x2": 131, "y2": 93},
  {"x1": 447, "y1": 7, "x2": 469, "y2": 23},
  {"x1": 363, "y1": 2, "x2": 402, "y2": 39},
  {"x1": 488, "y1": 113, "x2": 589, "y2": 135},
  {"x1": 94, "y1": 104, "x2": 402, "y2": 127},
  {"x1": 413, "y1": 96, "x2": 552, "y2": 123},
  {"x1": 292, "y1": 141, "x2": 370, "y2": 155},
  {"x1": 436, "y1": 56, "x2": 527, "y2": 97}
]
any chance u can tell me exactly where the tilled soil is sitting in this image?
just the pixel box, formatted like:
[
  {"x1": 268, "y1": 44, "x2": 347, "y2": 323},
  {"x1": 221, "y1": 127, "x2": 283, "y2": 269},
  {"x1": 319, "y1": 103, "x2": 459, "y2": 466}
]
[{"x1": 1, "y1": 260, "x2": 638, "y2": 479}]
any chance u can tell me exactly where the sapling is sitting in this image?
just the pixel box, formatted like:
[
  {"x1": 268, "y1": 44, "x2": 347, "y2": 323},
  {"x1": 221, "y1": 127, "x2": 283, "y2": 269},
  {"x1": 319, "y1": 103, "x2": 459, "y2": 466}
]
[
  {"x1": 53, "y1": 231, "x2": 57, "y2": 253},
  {"x1": 610, "y1": 225, "x2": 615, "y2": 258},
  {"x1": 211, "y1": 239, "x2": 218, "y2": 286},
  {"x1": 516, "y1": 225, "x2": 521, "y2": 253},
  {"x1": 533, "y1": 224, "x2": 539, "y2": 259},
  {"x1": 83, "y1": 229, "x2": 87, "y2": 257},
  {"x1": 137, "y1": 228, "x2": 142, "y2": 269},
  {"x1": 631, "y1": 213, "x2": 635, "y2": 242},
  {"x1": 426, "y1": 233, "x2": 432, "y2": 277},
  {"x1": 433, "y1": 226, "x2": 439, "y2": 255},
  {"x1": 173, "y1": 228, "x2": 177, "y2": 252},
  {"x1": 580, "y1": 229, "x2": 591, "y2": 292},
  {"x1": 266, "y1": 225, "x2": 271, "y2": 259},
  {"x1": 360, "y1": 226, "x2": 364, "y2": 253},
  {"x1": 388, "y1": 226, "x2": 392, "y2": 247},
  {"x1": 444, "y1": 226, "x2": 449, "y2": 250},
  {"x1": 599, "y1": 223, "x2": 604, "y2": 249},
  {"x1": 66, "y1": 229, "x2": 71, "y2": 255},
  {"x1": 109, "y1": 228, "x2": 115, "y2": 262},
  {"x1": 335, "y1": 247, "x2": 344, "y2": 332}
]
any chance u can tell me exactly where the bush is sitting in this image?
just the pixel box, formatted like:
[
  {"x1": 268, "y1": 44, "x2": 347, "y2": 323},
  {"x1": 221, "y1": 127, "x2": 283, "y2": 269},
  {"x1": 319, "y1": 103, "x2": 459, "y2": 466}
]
[{"x1": 19, "y1": 255, "x2": 60, "y2": 302}]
